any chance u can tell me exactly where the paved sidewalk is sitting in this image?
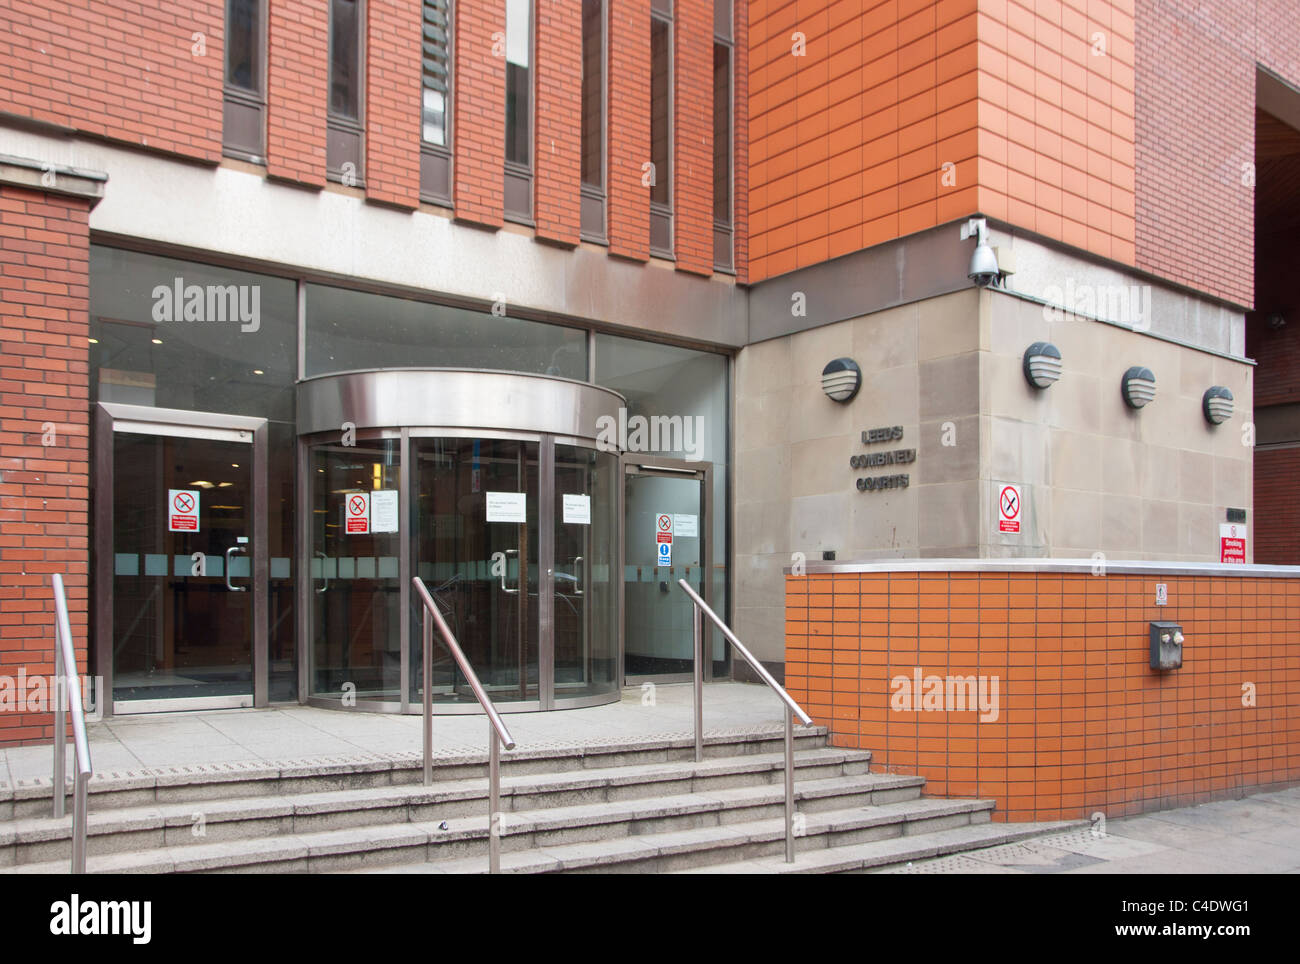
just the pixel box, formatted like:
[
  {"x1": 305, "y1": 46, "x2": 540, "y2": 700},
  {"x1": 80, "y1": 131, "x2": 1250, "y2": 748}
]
[
  {"x1": 881, "y1": 786, "x2": 1300, "y2": 874},
  {"x1": 1, "y1": 682, "x2": 787, "y2": 785}
]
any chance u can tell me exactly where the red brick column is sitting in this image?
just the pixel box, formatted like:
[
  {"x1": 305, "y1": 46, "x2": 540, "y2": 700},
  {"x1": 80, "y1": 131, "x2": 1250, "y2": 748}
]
[
  {"x1": 672, "y1": 0, "x2": 712, "y2": 275},
  {"x1": 267, "y1": 0, "x2": 329, "y2": 187},
  {"x1": 732, "y1": 0, "x2": 749, "y2": 283},
  {"x1": 453, "y1": 0, "x2": 506, "y2": 227},
  {"x1": 533, "y1": 0, "x2": 581, "y2": 245},
  {"x1": 0, "y1": 185, "x2": 91, "y2": 747},
  {"x1": 607, "y1": 0, "x2": 651, "y2": 261},
  {"x1": 365, "y1": 0, "x2": 423, "y2": 208}
]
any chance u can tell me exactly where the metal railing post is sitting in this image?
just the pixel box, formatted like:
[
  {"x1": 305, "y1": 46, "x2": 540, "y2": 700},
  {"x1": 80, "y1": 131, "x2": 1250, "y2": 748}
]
[
  {"x1": 693, "y1": 602, "x2": 703, "y2": 763},
  {"x1": 53, "y1": 634, "x2": 65, "y2": 820},
  {"x1": 489, "y1": 718, "x2": 501, "y2": 875},
  {"x1": 784, "y1": 706, "x2": 794, "y2": 863},
  {"x1": 423, "y1": 612, "x2": 433, "y2": 787},
  {"x1": 72, "y1": 772, "x2": 87, "y2": 874}
]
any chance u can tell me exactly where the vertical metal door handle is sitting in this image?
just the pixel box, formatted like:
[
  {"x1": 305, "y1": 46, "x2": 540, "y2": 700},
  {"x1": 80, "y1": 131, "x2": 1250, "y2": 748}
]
[
  {"x1": 314, "y1": 550, "x2": 329, "y2": 594},
  {"x1": 225, "y1": 545, "x2": 248, "y2": 592},
  {"x1": 500, "y1": 548, "x2": 520, "y2": 594},
  {"x1": 573, "y1": 556, "x2": 584, "y2": 596}
]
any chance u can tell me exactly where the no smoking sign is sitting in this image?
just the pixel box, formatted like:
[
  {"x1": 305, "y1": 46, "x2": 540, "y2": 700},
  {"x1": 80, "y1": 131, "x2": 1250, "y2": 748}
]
[
  {"x1": 346, "y1": 492, "x2": 371, "y2": 534},
  {"x1": 998, "y1": 484, "x2": 1021, "y2": 534}
]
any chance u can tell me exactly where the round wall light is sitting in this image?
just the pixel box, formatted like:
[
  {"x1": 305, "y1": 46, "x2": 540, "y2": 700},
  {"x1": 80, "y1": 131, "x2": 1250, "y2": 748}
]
[
  {"x1": 1121, "y1": 366, "x2": 1157, "y2": 409},
  {"x1": 1202, "y1": 386, "x2": 1234, "y2": 424},
  {"x1": 821, "y1": 358, "x2": 862, "y2": 402},
  {"x1": 1022, "y1": 342, "x2": 1063, "y2": 388}
]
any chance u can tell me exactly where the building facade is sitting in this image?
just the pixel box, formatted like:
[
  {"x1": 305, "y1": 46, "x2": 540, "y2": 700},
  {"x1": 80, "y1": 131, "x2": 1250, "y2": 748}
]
[{"x1": 0, "y1": 0, "x2": 1296, "y2": 743}]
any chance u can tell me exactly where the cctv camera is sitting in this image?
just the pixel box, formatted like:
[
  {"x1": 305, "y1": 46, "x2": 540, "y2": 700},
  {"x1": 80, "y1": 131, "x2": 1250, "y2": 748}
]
[{"x1": 962, "y1": 218, "x2": 1000, "y2": 287}]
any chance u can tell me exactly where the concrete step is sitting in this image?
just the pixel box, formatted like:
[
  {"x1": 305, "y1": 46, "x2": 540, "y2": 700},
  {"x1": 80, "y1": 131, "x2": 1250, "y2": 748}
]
[
  {"x1": 363, "y1": 798, "x2": 1002, "y2": 875},
  {"x1": 3, "y1": 726, "x2": 833, "y2": 820},
  {"x1": 672, "y1": 820, "x2": 1084, "y2": 874},
  {"x1": 1, "y1": 747, "x2": 880, "y2": 865},
  {"x1": 1, "y1": 776, "x2": 953, "y2": 874}
]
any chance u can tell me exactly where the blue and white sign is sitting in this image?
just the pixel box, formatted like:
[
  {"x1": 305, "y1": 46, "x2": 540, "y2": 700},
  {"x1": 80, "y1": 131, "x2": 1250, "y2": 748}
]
[{"x1": 657, "y1": 541, "x2": 672, "y2": 567}]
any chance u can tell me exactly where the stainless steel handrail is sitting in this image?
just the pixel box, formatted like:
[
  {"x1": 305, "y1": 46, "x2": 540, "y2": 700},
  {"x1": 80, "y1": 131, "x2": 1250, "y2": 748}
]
[
  {"x1": 411, "y1": 576, "x2": 516, "y2": 874},
  {"x1": 51, "y1": 573, "x2": 93, "y2": 874},
  {"x1": 677, "y1": 578, "x2": 812, "y2": 863}
]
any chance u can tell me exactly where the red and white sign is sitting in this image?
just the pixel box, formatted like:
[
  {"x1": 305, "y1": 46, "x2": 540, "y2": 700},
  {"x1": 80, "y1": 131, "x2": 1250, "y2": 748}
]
[
  {"x1": 346, "y1": 492, "x2": 370, "y2": 534},
  {"x1": 656, "y1": 514, "x2": 673, "y2": 534},
  {"x1": 1220, "y1": 523, "x2": 1246, "y2": 564},
  {"x1": 998, "y1": 484, "x2": 1021, "y2": 533},
  {"x1": 168, "y1": 489, "x2": 200, "y2": 532}
]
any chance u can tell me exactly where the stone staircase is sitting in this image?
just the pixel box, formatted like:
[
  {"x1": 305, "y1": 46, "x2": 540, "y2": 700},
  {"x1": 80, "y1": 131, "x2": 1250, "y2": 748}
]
[{"x1": 0, "y1": 725, "x2": 1072, "y2": 874}]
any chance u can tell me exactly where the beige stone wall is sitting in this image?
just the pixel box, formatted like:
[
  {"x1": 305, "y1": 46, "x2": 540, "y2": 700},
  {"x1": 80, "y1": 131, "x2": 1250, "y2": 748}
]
[
  {"x1": 733, "y1": 286, "x2": 1254, "y2": 664},
  {"x1": 983, "y1": 293, "x2": 1253, "y2": 560}
]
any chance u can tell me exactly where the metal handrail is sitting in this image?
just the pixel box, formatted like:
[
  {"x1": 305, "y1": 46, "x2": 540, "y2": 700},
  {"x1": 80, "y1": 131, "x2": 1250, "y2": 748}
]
[
  {"x1": 50, "y1": 573, "x2": 92, "y2": 874},
  {"x1": 677, "y1": 578, "x2": 812, "y2": 863},
  {"x1": 411, "y1": 576, "x2": 516, "y2": 874}
]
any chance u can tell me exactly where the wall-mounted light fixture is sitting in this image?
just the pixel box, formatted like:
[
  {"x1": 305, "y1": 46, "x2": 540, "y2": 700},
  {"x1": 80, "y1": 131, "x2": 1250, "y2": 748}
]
[
  {"x1": 1202, "y1": 386, "x2": 1234, "y2": 424},
  {"x1": 1121, "y1": 366, "x2": 1156, "y2": 409},
  {"x1": 960, "y1": 217, "x2": 1000, "y2": 287},
  {"x1": 1022, "y1": 342, "x2": 1062, "y2": 388},
  {"x1": 821, "y1": 358, "x2": 862, "y2": 402}
]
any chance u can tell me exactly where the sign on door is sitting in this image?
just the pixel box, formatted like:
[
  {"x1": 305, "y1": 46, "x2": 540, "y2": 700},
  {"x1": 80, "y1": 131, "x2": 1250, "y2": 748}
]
[
  {"x1": 168, "y1": 489, "x2": 200, "y2": 532},
  {"x1": 346, "y1": 492, "x2": 370, "y2": 534}
]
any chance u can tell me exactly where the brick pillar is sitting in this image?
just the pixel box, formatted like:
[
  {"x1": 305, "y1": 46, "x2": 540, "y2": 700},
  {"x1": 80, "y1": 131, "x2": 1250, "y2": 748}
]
[
  {"x1": 454, "y1": 0, "x2": 506, "y2": 227},
  {"x1": 366, "y1": 0, "x2": 423, "y2": 208},
  {"x1": 267, "y1": 0, "x2": 329, "y2": 187},
  {"x1": 0, "y1": 184, "x2": 91, "y2": 748},
  {"x1": 533, "y1": 0, "x2": 581, "y2": 245},
  {"x1": 672, "y1": 0, "x2": 712, "y2": 276},
  {"x1": 607, "y1": 0, "x2": 651, "y2": 261}
]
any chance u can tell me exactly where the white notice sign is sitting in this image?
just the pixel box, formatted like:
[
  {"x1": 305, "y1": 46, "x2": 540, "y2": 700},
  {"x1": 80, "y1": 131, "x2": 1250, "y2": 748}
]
[
  {"x1": 486, "y1": 491, "x2": 527, "y2": 523},
  {"x1": 673, "y1": 514, "x2": 698, "y2": 537},
  {"x1": 370, "y1": 489, "x2": 399, "y2": 532},
  {"x1": 563, "y1": 494, "x2": 591, "y2": 525}
]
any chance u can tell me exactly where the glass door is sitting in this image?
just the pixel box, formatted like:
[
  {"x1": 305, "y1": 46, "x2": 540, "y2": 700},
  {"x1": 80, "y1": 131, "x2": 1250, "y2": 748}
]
[
  {"x1": 96, "y1": 405, "x2": 268, "y2": 711},
  {"x1": 622, "y1": 459, "x2": 711, "y2": 681}
]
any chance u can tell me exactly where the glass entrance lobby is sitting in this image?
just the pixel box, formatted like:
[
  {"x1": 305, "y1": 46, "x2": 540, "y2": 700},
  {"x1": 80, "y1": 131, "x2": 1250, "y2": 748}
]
[{"x1": 300, "y1": 370, "x2": 622, "y2": 712}]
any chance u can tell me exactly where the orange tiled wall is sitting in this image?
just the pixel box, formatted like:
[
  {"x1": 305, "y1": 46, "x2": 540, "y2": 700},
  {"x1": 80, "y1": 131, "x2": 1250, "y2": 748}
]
[
  {"x1": 785, "y1": 570, "x2": 1300, "y2": 821},
  {"x1": 746, "y1": 0, "x2": 1137, "y2": 282}
]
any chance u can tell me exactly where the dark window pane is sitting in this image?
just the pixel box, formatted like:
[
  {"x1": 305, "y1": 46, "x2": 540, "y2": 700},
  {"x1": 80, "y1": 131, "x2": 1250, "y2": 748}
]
[
  {"x1": 422, "y1": 0, "x2": 451, "y2": 146},
  {"x1": 650, "y1": 17, "x2": 670, "y2": 206},
  {"x1": 713, "y1": 43, "x2": 731, "y2": 224},
  {"x1": 330, "y1": 0, "x2": 360, "y2": 119},
  {"x1": 580, "y1": 0, "x2": 603, "y2": 188},
  {"x1": 226, "y1": 0, "x2": 260, "y2": 93},
  {"x1": 505, "y1": 0, "x2": 531, "y2": 167}
]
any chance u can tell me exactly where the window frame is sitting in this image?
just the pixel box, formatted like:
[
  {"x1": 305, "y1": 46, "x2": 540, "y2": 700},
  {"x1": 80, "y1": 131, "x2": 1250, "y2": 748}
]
[
  {"x1": 503, "y1": 0, "x2": 535, "y2": 224},
  {"x1": 649, "y1": 2, "x2": 674, "y2": 259},
  {"x1": 712, "y1": 1, "x2": 734, "y2": 273},
  {"x1": 419, "y1": 0, "x2": 454, "y2": 206},
  {"x1": 579, "y1": 0, "x2": 608, "y2": 243},
  {"x1": 222, "y1": 0, "x2": 268, "y2": 164},
  {"x1": 326, "y1": 0, "x2": 366, "y2": 186}
]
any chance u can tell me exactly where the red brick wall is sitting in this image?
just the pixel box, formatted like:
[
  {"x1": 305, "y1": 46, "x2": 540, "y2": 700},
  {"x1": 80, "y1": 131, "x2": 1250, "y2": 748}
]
[
  {"x1": 453, "y1": 0, "x2": 506, "y2": 227},
  {"x1": 267, "y1": 0, "x2": 329, "y2": 186},
  {"x1": 0, "y1": 0, "x2": 223, "y2": 162},
  {"x1": 1253, "y1": 448, "x2": 1300, "y2": 564},
  {"x1": 365, "y1": 0, "x2": 422, "y2": 208},
  {"x1": 733, "y1": 0, "x2": 750, "y2": 283},
  {"x1": 534, "y1": 0, "x2": 582, "y2": 245},
  {"x1": 673, "y1": 0, "x2": 712, "y2": 275},
  {"x1": 787, "y1": 568, "x2": 1300, "y2": 822},
  {"x1": 1135, "y1": 0, "x2": 1300, "y2": 309},
  {"x1": 0, "y1": 185, "x2": 91, "y2": 747},
  {"x1": 607, "y1": 0, "x2": 651, "y2": 261}
]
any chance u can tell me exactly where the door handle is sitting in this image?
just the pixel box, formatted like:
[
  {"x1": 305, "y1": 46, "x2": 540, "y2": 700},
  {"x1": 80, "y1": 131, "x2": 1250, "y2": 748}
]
[
  {"x1": 314, "y1": 550, "x2": 329, "y2": 594},
  {"x1": 572, "y1": 556, "x2": 584, "y2": 596},
  {"x1": 500, "y1": 548, "x2": 520, "y2": 594},
  {"x1": 225, "y1": 545, "x2": 248, "y2": 592}
]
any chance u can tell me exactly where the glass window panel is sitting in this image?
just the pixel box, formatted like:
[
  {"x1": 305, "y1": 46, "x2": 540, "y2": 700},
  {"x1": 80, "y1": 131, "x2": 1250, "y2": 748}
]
[
  {"x1": 305, "y1": 283, "x2": 587, "y2": 378},
  {"x1": 650, "y1": 17, "x2": 671, "y2": 206},
  {"x1": 505, "y1": 0, "x2": 531, "y2": 167},
  {"x1": 226, "y1": 0, "x2": 260, "y2": 93},
  {"x1": 422, "y1": 0, "x2": 451, "y2": 146},
  {"x1": 89, "y1": 246, "x2": 297, "y2": 423},
  {"x1": 422, "y1": 88, "x2": 446, "y2": 146},
  {"x1": 330, "y1": 0, "x2": 360, "y2": 119},
  {"x1": 713, "y1": 42, "x2": 731, "y2": 224},
  {"x1": 580, "y1": 0, "x2": 603, "y2": 189}
]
